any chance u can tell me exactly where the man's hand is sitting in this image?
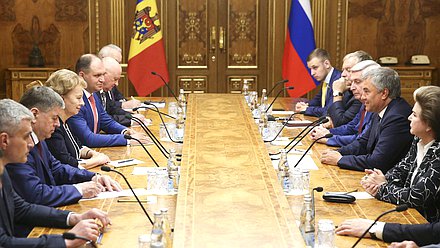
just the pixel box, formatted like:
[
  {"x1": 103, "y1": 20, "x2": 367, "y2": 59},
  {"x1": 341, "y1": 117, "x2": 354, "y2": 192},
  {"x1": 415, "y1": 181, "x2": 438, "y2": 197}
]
[
  {"x1": 121, "y1": 99, "x2": 141, "y2": 109},
  {"x1": 65, "y1": 219, "x2": 101, "y2": 248},
  {"x1": 388, "y1": 241, "x2": 419, "y2": 248},
  {"x1": 69, "y1": 208, "x2": 111, "y2": 227},
  {"x1": 91, "y1": 152, "x2": 111, "y2": 165},
  {"x1": 129, "y1": 132, "x2": 152, "y2": 145},
  {"x1": 76, "y1": 181, "x2": 104, "y2": 198},
  {"x1": 93, "y1": 174, "x2": 123, "y2": 192},
  {"x1": 320, "y1": 149, "x2": 342, "y2": 165},
  {"x1": 322, "y1": 117, "x2": 333, "y2": 129},
  {"x1": 333, "y1": 77, "x2": 349, "y2": 92},
  {"x1": 310, "y1": 126, "x2": 330, "y2": 141},
  {"x1": 295, "y1": 102, "x2": 308, "y2": 112},
  {"x1": 336, "y1": 218, "x2": 374, "y2": 238}
]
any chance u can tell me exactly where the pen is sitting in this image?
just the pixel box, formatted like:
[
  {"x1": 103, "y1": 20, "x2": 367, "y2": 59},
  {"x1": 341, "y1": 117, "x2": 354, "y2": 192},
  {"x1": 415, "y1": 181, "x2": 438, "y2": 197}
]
[
  {"x1": 118, "y1": 159, "x2": 134, "y2": 164},
  {"x1": 97, "y1": 232, "x2": 104, "y2": 245}
]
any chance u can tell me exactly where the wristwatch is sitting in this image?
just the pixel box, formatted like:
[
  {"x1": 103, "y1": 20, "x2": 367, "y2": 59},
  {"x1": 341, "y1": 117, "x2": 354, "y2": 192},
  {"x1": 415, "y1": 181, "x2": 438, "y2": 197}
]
[
  {"x1": 333, "y1": 91, "x2": 343, "y2": 97},
  {"x1": 369, "y1": 223, "x2": 378, "y2": 240}
]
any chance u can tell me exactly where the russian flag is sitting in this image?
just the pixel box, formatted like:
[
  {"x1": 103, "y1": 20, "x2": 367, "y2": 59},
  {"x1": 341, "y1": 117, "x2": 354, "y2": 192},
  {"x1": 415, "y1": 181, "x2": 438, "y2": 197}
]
[
  {"x1": 282, "y1": 0, "x2": 317, "y2": 97},
  {"x1": 128, "y1": 0, "x2": 169, "y2": 96}
]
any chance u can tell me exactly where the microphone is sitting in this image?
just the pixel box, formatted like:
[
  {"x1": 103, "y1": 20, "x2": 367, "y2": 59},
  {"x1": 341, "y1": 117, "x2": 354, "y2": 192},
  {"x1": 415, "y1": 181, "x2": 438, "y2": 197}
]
[
  {"x1": 151, "y1": 71, "x2": 178, "y2": 102},
  {"x1": 101, "y1": 166, "x2": 154, "y2": 225},
  {"x1": 265, "y1": 86, "x2": 294, "y2": 113},
  {"x1": 266, "y1": 79, "x2": 289, "y2": 96},
  {"x1": 130, "y1": 116, "x2": 169, "y2": 158},
  {"x1": 351, "y1": 204, "x2": 409, "y2": 248},
  {"x1": 270, "y1": 116, "x2": 327, "y2": 156},
  {"x1": 134, "y1": 105, "x2": 176, "y2": 119},
  {"x1": 62, "y1": 232, "x2": 97, "y2": 248},
  {"x1": 124, "y1": 134, "x2": 160, "y2": 167},
  {"x1": 311, "y1": 187, "x2": 324, "y2": 223},
  {"x1": 263, "y1": 112, "x2": 300, "y2": 143},
  {"x1": 285, "y1": 117, "x2": 329, "y2": 155},
  {"x1": 292, "y1": 134, "x2": 333, "y2": 169},
  {"x1": 143, "y1": 103, "x2": 183, "y2": 144}
]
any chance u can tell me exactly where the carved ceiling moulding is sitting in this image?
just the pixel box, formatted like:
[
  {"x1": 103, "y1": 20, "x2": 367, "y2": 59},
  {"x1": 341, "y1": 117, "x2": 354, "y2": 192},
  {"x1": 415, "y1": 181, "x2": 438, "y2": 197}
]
[
  {"x1": 12, "y1": 16, "x2": 60, "y2": 66},
  {"x1": 55, "y1": 0, "x2": 87, "y2": 22},
  {"x1": 0, "y1": 0, "x2": 16, "y2": 21}
]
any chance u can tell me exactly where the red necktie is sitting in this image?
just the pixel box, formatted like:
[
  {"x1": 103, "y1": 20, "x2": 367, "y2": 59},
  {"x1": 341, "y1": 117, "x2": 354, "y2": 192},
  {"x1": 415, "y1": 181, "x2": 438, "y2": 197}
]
[
  {"x1": 89, "y1": 95, "x2": 98, "y2": 133},
  {"x1": 358, "y1": 107, "x2": 366, "y2": 134}
]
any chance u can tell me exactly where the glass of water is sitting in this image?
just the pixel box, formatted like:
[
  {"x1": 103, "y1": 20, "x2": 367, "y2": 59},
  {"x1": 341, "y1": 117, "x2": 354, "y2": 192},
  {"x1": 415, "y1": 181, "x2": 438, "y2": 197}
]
[
  {"x1": 316, "y1": 219, "x2": 335, "y2": 248},
  {"x1": 168, "y1": 102, "x2": 178, "y2": 118}
]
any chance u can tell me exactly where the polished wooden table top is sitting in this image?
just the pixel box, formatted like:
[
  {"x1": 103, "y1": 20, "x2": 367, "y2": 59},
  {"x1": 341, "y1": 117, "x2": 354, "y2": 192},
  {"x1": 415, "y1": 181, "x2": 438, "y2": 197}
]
[{"x1": 29, "y1": 95, "x2": 427, "y2": 248}]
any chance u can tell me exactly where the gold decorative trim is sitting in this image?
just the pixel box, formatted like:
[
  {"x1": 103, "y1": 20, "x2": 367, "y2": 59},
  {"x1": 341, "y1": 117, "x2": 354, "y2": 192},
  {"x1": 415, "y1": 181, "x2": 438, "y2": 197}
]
[
  {"x1": 95, "y1": 0, "x2": 100, "y2": 52},
  {"x1": 335, "y1": 0, "x2": 342, "y2": 65},
  {"x1": 312, "y1": 0, "x2": 326, "y2": 48},
  {"x1": 110, "y1": 0, "x2": 125, "y2": 56}
]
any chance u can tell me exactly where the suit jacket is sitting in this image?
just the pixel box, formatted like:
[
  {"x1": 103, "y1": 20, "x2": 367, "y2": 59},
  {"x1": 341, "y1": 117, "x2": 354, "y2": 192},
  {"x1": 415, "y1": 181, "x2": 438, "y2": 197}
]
[
  {"x1": 326, "y1": 90, "x2": 362, "y2": 127},
  {"x1": 46, "y1": 117, "x2": 82, "y2": 167},
  {"x1": 111, "y1": 86, "x2": 125, "y2": 103},
  {"x1": 6, "y1": 140, "x2": 95, "y2": 207},
  {"x1": 96, "y1": 91, "x2": 132, "y2": 127},
  {"x1": 67, "y1": 93, "x2": 127, "y2": 147},
  {"x1": 383, "y1": 221, "x2": 440, "y2": 246},
  {"x1": 0, "y1": 171, "x2": 69, "y2": 247},
  {"x1": 376, "y1": 138, "x2": 440, "y2": 222},
  {"x1": 337, "y1": 97, "x2": 413, "y2": 172},
  {"x1": 327, "y1": 104, "x2": 373, "y2": 147},
  {"x1": 304, "y1": 69, "x2": 342, "y2": 117}
]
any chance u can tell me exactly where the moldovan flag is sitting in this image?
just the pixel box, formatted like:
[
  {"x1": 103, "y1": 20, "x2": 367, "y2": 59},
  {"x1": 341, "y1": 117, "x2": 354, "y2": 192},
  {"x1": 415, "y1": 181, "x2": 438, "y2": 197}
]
[
  {"x1": 282, "y1": 0, "x2": 317, "y2": 97},
  {"x1": 128, "y1": 0, "x2": 169, "y2": 96}
]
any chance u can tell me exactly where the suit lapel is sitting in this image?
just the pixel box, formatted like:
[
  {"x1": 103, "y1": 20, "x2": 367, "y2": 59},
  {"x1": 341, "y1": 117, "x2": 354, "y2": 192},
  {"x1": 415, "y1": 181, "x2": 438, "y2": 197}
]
[{"x1": 0, "y1": 174, "x2": 14, "y2": 235}]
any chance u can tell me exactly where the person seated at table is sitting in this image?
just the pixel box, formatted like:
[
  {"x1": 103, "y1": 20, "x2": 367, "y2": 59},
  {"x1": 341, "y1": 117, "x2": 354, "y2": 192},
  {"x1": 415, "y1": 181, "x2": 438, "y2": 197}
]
[
  {"x1": 294, "y1": 48, "x2": 343, "y2": 118},
  {"x1": 323, "y1": 51, "x2": 367, "y2": 128},
  {"x1": 321, "y1": 67, "x2": 413, "y2": 173},
  {"x1": 98, "y1": 44, "x2": 141, "y2": 109},
  {"x1": 360, "y1": 85, "x2": 440, "y2": 223},
  {"x1": 43, "y1": 69, "x2": 110, "y2": 169},
  {"x1": 311, "y1": 59, "x2": 379, "y2": 146},
  {"x1": 6, "y1": 86, "x2": 122, "y2": 209},
  {"x1": 67, "y1": 54, "x2": 150, "y2": 147},
  {"x1": 98, "y1": 57, "x2": 148, "y2": 127},
  {"x1": 0, "y1": 98, "x2": 111, "y2": 245}
]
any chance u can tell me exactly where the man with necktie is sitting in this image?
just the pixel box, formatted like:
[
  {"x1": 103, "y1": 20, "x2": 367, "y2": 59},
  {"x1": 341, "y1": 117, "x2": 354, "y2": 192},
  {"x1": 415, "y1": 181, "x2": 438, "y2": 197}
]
[
  {"x1": 67, "y1": 54, "x2": 150, "y2": 147},
  {"x1": 295, "y1": 48, "x2": 342, "y2": 117},
  {"x1": 0, "y1": 99, "x2": 111, "y2": 247},
  {"x1": 321, "y1": 67, "x2": 413, "y2": 173}
]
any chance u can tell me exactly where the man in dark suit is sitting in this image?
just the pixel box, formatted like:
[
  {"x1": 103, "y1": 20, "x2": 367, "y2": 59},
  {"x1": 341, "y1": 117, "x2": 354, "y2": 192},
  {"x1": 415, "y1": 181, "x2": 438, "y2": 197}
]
[
  {"x1": 67, "y1": 54, "x2": 149, "y2": 147},
  {"x1": 324, "y1": 51, "x2": 370, "y2": 128},
  {"x1": 0, "y1": 99, "x2": 110, "y2": 247},
  {"x1": 336, "y1": 217, "x2": 440, "y2": 247},
  {"x1": 295, "y1": 48, "x2": 342, "y2": 117},
  {"x1": 321, "y1": 67, "x2": 413, "y2": 173},
  {"x1": 311, "y1": 58, "x2": 379, "y2": 147},
  {"x1": 6, "y1": 86, "x2": 121, "y2": 209},
  {"x1": 98, "y1": 57, "x2": 148, "y2": 127},
  {"x1": 98, "y1": 44, "x2": 141, "y2": 109}
]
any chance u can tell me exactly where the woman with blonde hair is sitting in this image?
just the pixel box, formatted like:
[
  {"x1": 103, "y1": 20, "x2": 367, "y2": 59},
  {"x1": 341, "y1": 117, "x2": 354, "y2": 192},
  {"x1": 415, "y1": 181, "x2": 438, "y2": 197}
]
[{"x1": 45, "y1": 69, "x2": 110, "y2": 168}]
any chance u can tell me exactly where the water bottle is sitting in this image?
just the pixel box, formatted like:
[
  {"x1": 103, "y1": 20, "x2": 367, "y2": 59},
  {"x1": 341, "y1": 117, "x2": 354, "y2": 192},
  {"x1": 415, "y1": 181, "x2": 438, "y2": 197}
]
[
  {"x1": 259, "y1": 111, "x2": 270, "y2": 139},
  {"x1": 160, "y1": 208, "x2": 172, "y2": 248},
  {"x1": 167, "y1": 148, "x2": 179, "y2": 192},
  {"x1": 277, "y1": 149, "x2": 290, "y2": 192},
  {"x1": 151, "y1": 212, "x2": 165, "y2": 247},
  {"x1": 175, "y1": 107, "x2": 185, "y2": 141},
  {"x1": 177, "y1": 88, "x2": 187, "y2": 118},
  {"x1": 299, "y1": 194, "x2": 315, "y2": 247},
  {"x1": 242, "y1": 79, "x2": 249, "y2": 103}
]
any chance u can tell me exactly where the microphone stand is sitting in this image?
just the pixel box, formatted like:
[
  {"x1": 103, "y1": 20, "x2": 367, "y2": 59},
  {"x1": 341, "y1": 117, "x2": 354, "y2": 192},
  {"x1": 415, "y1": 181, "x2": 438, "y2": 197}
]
[
  {"x1": 292, "y1": 134, "x2": 333, "y2": 169},
  {"x1": 352, "y1": 204, "x2": 409, "y2": 248},
  {"x1": 266, "y1": 86, "x2": 294, "y2": 113},
  {"x1": 269, "y1": 116, "x2": 327, "y2": 156},
  {"x1": 134, "y1": 105, "x2": 176, "y2": 120},
  {"x1": 144, "y1": 103, "x2": 183, "y2": 144},
  {"x1": 151, "y1": 71, "x2": 178, "y2": 101},
  {"x1": 130, "y1": 116, "x2": 169, "y2": 158},
  {"x1": 266, "y1": 79, "x2": 289, "y2": 96},
  {"x1": 124, "y1": 134, "x2": 160, "y2": 167},
  {"x1": 263, "y1": 112, "x2": 299, "y2": 143},
  {"x1": 285, "y1": 117, "x2": 329, "y2": 155},
  {"x1": 311, "y1": 187, "x2": 324, "y2": 226},
  {"x1": 101, "y1": 166, "x2": 154, "y2": 225}
]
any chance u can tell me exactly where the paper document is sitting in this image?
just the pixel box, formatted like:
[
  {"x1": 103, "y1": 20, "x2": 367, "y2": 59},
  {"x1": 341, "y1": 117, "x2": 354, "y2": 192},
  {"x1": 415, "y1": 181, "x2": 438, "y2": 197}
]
[
  {"x1": 272, "y1": 154, "x2": 318, "y2": 170},
  {"x1": 132, "y1": 167, "x2": 167, "y2": 175},
  {"x1": 79, "y1": 188, "x2": 149, "y2": 201},
  {"x1": 272, "y1": 111, "x2": 295, "y2": 115},
  {"x1": 109, "y1": 159, "x2": 144, "y2": 168}
]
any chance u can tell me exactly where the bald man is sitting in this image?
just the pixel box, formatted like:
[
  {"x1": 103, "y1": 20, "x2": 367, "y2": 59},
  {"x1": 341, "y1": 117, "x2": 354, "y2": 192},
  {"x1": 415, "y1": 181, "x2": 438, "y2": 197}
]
[{"x1": 98, "y1": 57, "x2": 146, "y2": 127}]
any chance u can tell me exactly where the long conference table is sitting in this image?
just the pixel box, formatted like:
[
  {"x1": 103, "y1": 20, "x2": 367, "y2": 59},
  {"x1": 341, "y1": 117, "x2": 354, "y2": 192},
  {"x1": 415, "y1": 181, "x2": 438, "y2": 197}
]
[{"x1": 30, "y1": 94, "x2": 427, "y2": 247}]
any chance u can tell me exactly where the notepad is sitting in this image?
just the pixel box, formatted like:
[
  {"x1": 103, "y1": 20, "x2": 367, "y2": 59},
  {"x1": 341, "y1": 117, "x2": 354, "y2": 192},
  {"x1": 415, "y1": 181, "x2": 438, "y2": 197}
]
[{"x1": 109, "y1": 159, "x2": 144, "y2": 168}]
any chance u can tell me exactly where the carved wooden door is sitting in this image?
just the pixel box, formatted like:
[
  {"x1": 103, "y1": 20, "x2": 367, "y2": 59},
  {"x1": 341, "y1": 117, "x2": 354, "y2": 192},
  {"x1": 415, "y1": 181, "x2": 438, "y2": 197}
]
[{"x1": 168, "y1": 0, "x2": 268, "y2": 94}]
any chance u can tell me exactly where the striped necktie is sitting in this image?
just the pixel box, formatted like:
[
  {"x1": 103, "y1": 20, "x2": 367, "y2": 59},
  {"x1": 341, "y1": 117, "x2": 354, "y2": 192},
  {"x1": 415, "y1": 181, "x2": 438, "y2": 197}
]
[{"x1": 89, "y1": 95, "x2": 98, "y2": 133}]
